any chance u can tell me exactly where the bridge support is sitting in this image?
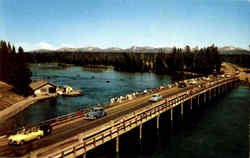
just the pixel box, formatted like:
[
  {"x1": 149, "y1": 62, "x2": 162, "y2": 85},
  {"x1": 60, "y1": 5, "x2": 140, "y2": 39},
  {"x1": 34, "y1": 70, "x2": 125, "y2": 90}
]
[
  {"x1": 83, "y1": 153, "x2": 86, "y2": 158},
  {"x1": 181, "y1": 103, "x2": 183, "y2": 120},
  {"x1": 170, "y1": 108, "x2": 173, "y2": 129},
  {"x1": 116, "y1": 136, "x2": 119, "y2": 153},
  {"x1": 197, "y1": 95, "x2": 200, "y2": 105},
  {"x1": 204, "y1": 93, "x2": 206, "y2": 103},
  {"x1": 190, "y1": 98, "x2": 192, "y2": 110},
  {"x1": 157, "y1": 115, "x2": 160, "y2": 129},
  {"x1": 139, "y1": 124, "x2": 142, "y2": 141},
  {"x1": 214, "y1": 88, "x2": 216, "y2": 97},
  {"x1": 208, "y1": 89, "x2": 212, "y2": 101}
]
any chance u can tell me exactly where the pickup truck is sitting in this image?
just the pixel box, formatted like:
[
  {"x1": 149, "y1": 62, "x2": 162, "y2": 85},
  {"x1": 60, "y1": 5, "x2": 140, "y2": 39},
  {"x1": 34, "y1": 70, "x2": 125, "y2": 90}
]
[
  {"x1": 149, "y1": 94, "x2": 163, "y2": 102},
  {"x1": 84, "y1": 106, "x2": 107, "y2": 120}
]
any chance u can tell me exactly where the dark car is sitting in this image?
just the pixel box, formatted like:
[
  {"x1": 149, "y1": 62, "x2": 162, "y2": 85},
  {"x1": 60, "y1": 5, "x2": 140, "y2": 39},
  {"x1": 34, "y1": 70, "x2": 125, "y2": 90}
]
[
  {"x1": 178, "y1": 82, "x2": 187, "y2": 88},
  {"x1": 85, "y1": 106, "x2": 107, "y2": 120}
]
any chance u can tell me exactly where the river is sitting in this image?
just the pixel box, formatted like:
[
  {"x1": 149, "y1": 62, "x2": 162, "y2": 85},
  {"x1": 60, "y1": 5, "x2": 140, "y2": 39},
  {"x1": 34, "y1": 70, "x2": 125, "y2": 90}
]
[
  {"x1": 14, "y1": 63, "x2": 172, "y2": 126},
  {"x1": 15, "y1": 64, "x2": 250, "y2": 157}
]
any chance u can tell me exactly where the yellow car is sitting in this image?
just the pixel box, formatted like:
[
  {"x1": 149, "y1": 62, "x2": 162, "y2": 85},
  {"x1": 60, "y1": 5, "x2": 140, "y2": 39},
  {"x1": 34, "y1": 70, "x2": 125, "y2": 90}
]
[{"x1": 8, "y1": 128, "x2": 44, "y2": 145}]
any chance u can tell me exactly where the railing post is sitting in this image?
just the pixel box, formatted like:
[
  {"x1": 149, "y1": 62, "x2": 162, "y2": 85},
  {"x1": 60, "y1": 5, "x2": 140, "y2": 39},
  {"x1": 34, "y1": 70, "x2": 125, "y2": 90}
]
[
  {"x1": 83, "y1": 141, "x2": 86, "y2": 157},
  {"x1": 73, "y1": 147, "x2": 76, "y2": 158}
]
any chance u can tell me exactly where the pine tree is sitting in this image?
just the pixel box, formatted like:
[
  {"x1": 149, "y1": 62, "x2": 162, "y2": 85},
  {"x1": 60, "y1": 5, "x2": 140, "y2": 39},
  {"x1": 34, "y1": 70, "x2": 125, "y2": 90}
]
[{"x1": 15, "y1": 46, "x2": 32, "y2": 95}]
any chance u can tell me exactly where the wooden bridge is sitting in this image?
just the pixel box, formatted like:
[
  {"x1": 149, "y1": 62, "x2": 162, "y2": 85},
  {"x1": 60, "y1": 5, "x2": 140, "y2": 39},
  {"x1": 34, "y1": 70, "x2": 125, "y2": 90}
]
[{"x1": 0, "y1": 75, "x2": 240, "y2": 158}]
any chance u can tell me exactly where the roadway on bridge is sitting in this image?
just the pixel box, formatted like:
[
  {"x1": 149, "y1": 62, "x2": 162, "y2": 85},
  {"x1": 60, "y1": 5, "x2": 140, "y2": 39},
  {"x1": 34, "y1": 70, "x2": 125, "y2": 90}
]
[{"x1": 0, "y1": 84, "x2": 194, "y2": 157}]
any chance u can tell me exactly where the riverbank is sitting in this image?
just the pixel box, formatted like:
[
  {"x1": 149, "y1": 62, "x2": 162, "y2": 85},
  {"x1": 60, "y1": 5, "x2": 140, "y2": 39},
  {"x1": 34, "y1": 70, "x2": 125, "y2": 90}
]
[
  {"x1": 0, "y1": 81, "x2": 24, "y2": 111},
  {"x1": 0, "y1": 94, "x2": 57, "y2": 125},
  {"x1": 222, "y1": 62, "x2": 250, "y2": 86}
]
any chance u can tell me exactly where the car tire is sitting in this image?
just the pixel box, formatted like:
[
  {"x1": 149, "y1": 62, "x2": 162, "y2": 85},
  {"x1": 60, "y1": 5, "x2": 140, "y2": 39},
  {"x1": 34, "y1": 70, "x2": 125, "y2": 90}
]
[{"x1": 20, "y1": 140, "x2": 24, "y2": 145}]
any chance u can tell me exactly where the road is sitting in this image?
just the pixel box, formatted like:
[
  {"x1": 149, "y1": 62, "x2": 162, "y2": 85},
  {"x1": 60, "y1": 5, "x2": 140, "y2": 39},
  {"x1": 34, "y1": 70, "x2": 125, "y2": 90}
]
[{"x1": 0, "y1": 82, "x2": 198, "y2": 157}]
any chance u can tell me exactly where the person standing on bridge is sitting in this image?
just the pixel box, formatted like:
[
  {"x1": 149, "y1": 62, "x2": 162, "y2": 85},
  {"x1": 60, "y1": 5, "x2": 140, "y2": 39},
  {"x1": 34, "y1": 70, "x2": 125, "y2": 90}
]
[{"x1": 77, "y1": 109, "x2": 82, "y2": 116}]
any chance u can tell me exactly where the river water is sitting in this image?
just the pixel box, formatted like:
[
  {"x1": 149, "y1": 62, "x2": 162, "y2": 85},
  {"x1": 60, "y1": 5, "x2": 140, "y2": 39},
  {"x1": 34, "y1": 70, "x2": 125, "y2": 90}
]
[
  {"x1": 15, "y1": 63, "x2": 172, "y2": 126},
  {"x1": 15, "y1": 64, "x2": 250, "y2": 157}
]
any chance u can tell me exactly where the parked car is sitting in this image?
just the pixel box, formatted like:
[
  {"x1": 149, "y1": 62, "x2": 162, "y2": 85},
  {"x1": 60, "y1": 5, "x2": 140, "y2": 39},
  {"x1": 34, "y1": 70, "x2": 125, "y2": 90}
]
[
  {"x1": 188, "y1": 79, "x2": 197, "y2": 85},
  {"x1": 178, "y1": 82, "x2": 187, "y2": 88},
  {"x1": 85, "y1": 106, "x2": 107, "y2": 120},
  {"x1": 149, "y1": 94, "x2": 163, "y2": 102},
  {"x1": 8, "y1": 127, "x2": 44, "y2": 145}
]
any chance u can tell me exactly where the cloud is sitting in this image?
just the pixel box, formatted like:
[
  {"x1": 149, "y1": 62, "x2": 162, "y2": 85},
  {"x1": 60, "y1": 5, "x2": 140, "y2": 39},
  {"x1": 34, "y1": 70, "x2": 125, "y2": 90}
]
[{"x1": 39, "y1": 42, "x2": 54, "y2": 50}]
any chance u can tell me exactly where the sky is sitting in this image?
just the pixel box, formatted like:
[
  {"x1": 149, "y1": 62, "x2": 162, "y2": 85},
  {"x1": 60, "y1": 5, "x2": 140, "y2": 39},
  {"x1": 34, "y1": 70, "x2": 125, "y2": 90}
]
[{"x1": 0, "y1": 0, "x2": 249, "y2": 51}]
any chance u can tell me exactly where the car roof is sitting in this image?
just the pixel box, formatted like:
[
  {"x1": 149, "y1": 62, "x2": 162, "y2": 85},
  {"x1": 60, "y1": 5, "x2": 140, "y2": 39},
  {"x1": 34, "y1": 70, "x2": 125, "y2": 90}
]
[
  {"x1": 153, "y1": 93, "x2": 160, "y2": 96},
  {"x1": 93, "y1": 106, "x2": 104, "y2": 110}
]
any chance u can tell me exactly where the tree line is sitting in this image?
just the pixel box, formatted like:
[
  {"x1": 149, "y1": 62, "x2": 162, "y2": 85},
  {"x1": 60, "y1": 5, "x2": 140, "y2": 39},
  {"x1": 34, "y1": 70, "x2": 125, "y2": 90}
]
[
  {"x1": 26, "y1": 45, "x2": 225, "y2": 75},
  {"x1": 0, "y1": 40, "x2": 31, "y2": 95}
]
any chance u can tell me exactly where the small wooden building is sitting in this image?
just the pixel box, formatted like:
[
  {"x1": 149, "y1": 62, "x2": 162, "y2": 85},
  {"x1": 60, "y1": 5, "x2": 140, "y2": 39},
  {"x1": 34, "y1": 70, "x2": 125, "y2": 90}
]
[{"x1": 29, "y1": 79, "x2": 57, "y2": 96}]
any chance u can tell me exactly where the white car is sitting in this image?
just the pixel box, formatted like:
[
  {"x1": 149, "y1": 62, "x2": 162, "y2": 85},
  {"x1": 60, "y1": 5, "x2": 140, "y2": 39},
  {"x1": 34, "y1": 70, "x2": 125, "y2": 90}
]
[{"x1": 149, "y1": 94, "x2": 163, "y2": 102}]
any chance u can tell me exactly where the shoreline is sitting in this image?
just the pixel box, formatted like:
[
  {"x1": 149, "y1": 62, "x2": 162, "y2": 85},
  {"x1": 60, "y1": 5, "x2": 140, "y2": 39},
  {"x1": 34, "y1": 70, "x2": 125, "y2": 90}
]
[{"x1": 0, "y1": 94, "x2": 57, "y2": 125}]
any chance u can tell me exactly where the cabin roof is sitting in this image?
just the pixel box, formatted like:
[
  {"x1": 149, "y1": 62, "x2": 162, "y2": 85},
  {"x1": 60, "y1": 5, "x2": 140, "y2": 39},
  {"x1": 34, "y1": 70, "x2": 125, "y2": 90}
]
[{"x1": 29, "y1": 79, "x2": 57, "y2": 90}]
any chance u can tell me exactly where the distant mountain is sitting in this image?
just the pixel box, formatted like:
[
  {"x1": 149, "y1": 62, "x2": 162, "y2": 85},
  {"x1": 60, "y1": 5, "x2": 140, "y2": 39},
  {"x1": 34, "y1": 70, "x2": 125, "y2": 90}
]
[
  {"x1": 219, "y1": 46, "x2": 244, "y2": 51},
  {"x1": 56, "y1": 48, "x2": 78, "y2": 52},
  {"x1": 79, "y1": 46, "x2": 101, "y2": 51},
  {"x1": 27, "y1": 45, "x2": 249, "y2": 55},
  {"x1": 218, "y1": 46, "x2": 249, "y2": 55},
  {"x1": 27, "y1": 49, "x2": 53, "y2": 53}
]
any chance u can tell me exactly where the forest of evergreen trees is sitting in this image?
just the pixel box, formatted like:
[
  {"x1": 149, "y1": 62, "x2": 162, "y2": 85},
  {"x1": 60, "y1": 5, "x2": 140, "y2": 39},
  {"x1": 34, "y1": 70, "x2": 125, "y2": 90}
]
[
  {"x1": 165, "y1": 45, "x2": 222, "y2": 74},
  {"x1": 26, "y1": 45, "x2": 223, "y2": 75},
  {"x1": 0, "y1": 40, "x2": 32, "y2": 95}
]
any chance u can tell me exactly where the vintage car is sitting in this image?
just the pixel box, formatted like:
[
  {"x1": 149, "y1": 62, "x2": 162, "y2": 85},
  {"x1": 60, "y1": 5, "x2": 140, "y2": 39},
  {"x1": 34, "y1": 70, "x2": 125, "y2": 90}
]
[
  {"x1": 149, "y1": 94, "x2": 163, "y2": 102},
  {"x1": 8, "y1": 127, "x2": 44, "y2": 145},
  {"x1": 84, "y1": 106, "x2": 107, "y2": 120},
  {"x1": 178, "y1": 82, "x2": 187, "y2": 88}
]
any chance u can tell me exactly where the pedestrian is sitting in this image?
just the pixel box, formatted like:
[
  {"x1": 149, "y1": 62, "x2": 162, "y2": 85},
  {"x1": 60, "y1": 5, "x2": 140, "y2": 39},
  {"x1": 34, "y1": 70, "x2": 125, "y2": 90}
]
[{"x1": 77, "y1": 109, "x2": 82, "y2": 116}]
